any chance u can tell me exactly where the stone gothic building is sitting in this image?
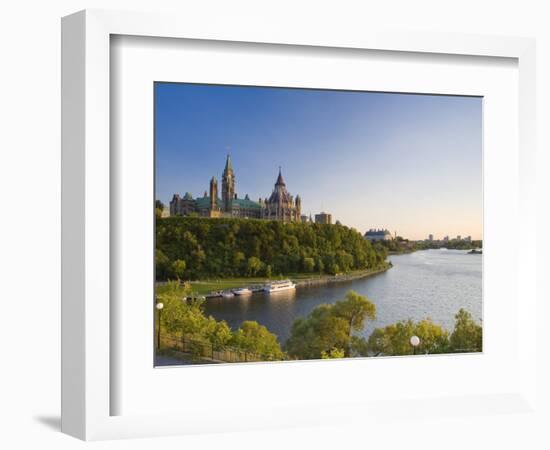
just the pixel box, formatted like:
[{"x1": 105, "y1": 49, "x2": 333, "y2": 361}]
[
  {"x1": 169, "y1": 155, "x2": 302, "y2": 222},
  {"x1": 260, "y1": 169, "x2": 301, "y2": 222}
]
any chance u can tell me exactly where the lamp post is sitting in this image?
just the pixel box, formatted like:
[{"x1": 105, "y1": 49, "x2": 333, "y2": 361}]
[
  {"x1": 156, "y1": 302, "x2": 164, "y2": 351},
  {"x1": 410, "y1": 335, "x2": 420, "y2": 355}
]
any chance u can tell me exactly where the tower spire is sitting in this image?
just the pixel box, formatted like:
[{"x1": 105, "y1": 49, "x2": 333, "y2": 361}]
[
  {"x1": 224, "y1": 154, "x2": 233, "y2": 174},
  {"x1": 275, "y1": 166, "x2": 285, "y2": 186},
  {"x1": 222, "y1": 153, "x2": 235, "y2": 212}
]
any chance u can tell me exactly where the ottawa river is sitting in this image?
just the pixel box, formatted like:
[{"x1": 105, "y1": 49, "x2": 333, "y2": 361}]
[{"x1": 203, "y1": 249, "x2": 482, "y2": 343}]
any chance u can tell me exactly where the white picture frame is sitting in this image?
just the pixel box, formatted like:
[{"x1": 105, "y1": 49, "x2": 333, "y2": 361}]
[{"x1": 61, "y1": 9, "x2": 537, "y2": 441}]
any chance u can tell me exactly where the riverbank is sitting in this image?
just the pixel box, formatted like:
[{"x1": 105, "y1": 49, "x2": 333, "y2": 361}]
[
  {"x1": 169, "y1": 264, "x2": 392, "y2": 296},
  {"x1": 388, "y1": 249, "x2": 417, "y2": 255},
  {"x1": 293, "y1": 264, "x2": 391, "y2": 288}
]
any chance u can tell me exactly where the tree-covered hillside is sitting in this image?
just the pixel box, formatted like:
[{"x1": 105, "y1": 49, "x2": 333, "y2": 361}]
[{"x1": 156, "y1": 217, "x2": 388, "y2": 280}]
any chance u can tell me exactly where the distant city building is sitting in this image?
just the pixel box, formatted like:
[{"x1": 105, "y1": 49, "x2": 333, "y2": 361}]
[
  {"x1": 443, "y1": 235, "x2": 449, "y2": 242},
  {"x1": 465, "y1": 236, "x2": 472, "y2": 242},
  {"x1": 169, "y1": 155, "x2": 302, "y2": 222},
  {"x1": 315, "y1": 212, "x2": 332, "y2": 225},
  {"x1": 364, "y1": 229, "x2": 393, "y2": 242},
  {"x1": 300, "y1": 215, "x2": 310, "y2": 223},
  {"x1": 161, "y1": 206, "x2": 170, "y2": 218},
  {"x1": 428, "y1": 234, "x2": 434, "y2": 241},
  {"x1": 457, "y1": 235, "x2": 462, "y2": 240}
]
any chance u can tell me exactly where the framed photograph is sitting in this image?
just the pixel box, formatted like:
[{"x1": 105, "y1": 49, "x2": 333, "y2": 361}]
[
  {"x1": 62, "y1": 9, "x2": 537, "y2": 440},
  {"x1": 153, "y1": 82, "x2": 483, "y2": 367}
]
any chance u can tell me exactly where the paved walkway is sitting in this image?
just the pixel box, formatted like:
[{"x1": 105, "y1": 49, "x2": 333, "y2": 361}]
[{"x1": 155, "y1": 355, "x2": 219, "y2": 367}]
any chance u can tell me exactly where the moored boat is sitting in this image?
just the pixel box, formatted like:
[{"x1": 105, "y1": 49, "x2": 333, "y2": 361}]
[
  {"x1": 263, "y1": 279, "x2": 296, "y2": 293},
  {"x1": 221, "y1": 291, "x2": 235, "y2": 298},
  {"x1": 233, "y1": 287, "x2": 252, "y2": 296}
]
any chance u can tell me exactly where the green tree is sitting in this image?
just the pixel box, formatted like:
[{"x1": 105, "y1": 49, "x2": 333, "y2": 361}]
[
  {"x1": 157, "y1": 281, "x2": 223, "y2": 357},
  {"x1": 332, "y1": 290, "x2": 376, "y2": 347},
  {"x1": 335, "y1": 251, "x2": 354, "y2": 273},
  {"x1": 330, "y1": 263, "x2": 340, "y2": 275},
  {"x1": 302, "y1": 257, "x2": 315, "y2": 273},
  {"x1": 231, "y1": 321, "x2": 285, "y2": 360},
  {"x1": 155, "y1": 249, "x2": 170, "y2": 280},
  {"x1": 286, "y1": 305, "x2": 349, "y2": 359},
  {"x1": 204, "y1": 317, "x2": 233, "y2": 350},
  {"x1": 286, "y1": 290, "x2": 376, "y2": 359},
  {"x1": 415, "y1": 318, "x2": 451, "y2": 353},
  {"x1": 321, "y1": 347, "x2": 345, "y2": 359},
  {"x1": 368, "y1": 318, "x2": 450, "y2": 356},
  {"x1": 315, "y1": 257, "x2": 325, "y2": 274},
  {"x1": 156, "y1": 281, "x2": 192, "y2": 339},
  {"x1": 449, "y1": 309, "x2": 482, "y2": 353},
  {"x1": 350, "y1": 335, "x2": 369, "y2": 357},
  {"x1": 155, "y1": 200, "x2": 165, "y2": 219},
  {"x1": 233, "y1": 251, "x2": 246, "y2": 270},
  {"x1": 171, "y1": 259, "x2": 186, "y2": 280},
  {"x1": 155, "y1": 217, "x2": 388, "y2": 280},
  {"x1": 246, "y1": 256, "x2": 263, "y2": 276}
]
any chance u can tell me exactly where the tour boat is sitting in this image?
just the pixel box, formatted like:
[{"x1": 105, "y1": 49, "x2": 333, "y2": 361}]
[
  {"x1": 263, "y1": 279, "x2": 296, "y2": 293},
  {"x1": 233, "y1": 287, "x2": 252, "y2": 296}
]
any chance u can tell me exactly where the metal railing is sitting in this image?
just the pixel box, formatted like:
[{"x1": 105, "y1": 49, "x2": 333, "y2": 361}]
[{"x1": 161, "y1": 334, "x2": 266, "y2": 363}]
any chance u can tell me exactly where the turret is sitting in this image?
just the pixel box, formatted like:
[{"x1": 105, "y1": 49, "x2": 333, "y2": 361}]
[{"x1": 209, "y1": 176, "x2": 218, "y2": 210}]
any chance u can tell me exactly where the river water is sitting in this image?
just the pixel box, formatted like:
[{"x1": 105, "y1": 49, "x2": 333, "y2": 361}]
[{"x1": 203, "y1": 249, "x2": 482, "y2": 343}]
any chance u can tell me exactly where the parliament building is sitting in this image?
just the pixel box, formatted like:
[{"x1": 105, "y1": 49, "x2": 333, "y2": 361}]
[{"x1": 169, "y1": 155, "x2": 302, "y2": 222}]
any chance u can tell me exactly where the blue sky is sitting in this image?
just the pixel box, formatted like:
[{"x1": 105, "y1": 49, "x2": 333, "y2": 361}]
[{"x1": 155, "y1": 83, "x2": 482, "y2": 240}]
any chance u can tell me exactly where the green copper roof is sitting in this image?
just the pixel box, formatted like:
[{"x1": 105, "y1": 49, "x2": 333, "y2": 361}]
[
  {"x1": 190, "y1": 194, "x2": 261, "y2": 211},
  {"x1": 230, "y1": 198, "x2": 261, "y2": 209},
  {"x1": 194, "y1": 195, "x2": 261, "y2": 210},
  {"x1": 195, "y1": 196, "x2": 221, "y2": 209}
]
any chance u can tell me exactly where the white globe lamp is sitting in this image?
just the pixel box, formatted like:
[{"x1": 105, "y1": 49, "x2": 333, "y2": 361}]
[{"x1": 410, "y1": 335, "x2": 420, "y2": 354}]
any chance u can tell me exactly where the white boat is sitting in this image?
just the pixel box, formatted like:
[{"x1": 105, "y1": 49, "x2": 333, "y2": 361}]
[
  {"x1": 263, "y1": 279, "x2": 296, "y2": 293},
  {"x1": 233, "y1": 287, "x2": 252, "y2": 296},
  {"x1": 221, "y1": 291, "x2": 234, "y2": 298}
]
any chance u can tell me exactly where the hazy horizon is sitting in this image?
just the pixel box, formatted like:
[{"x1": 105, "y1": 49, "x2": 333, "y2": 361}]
[{"x1": 155, "y1": 83, "x2": 482, "y2": 241}]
